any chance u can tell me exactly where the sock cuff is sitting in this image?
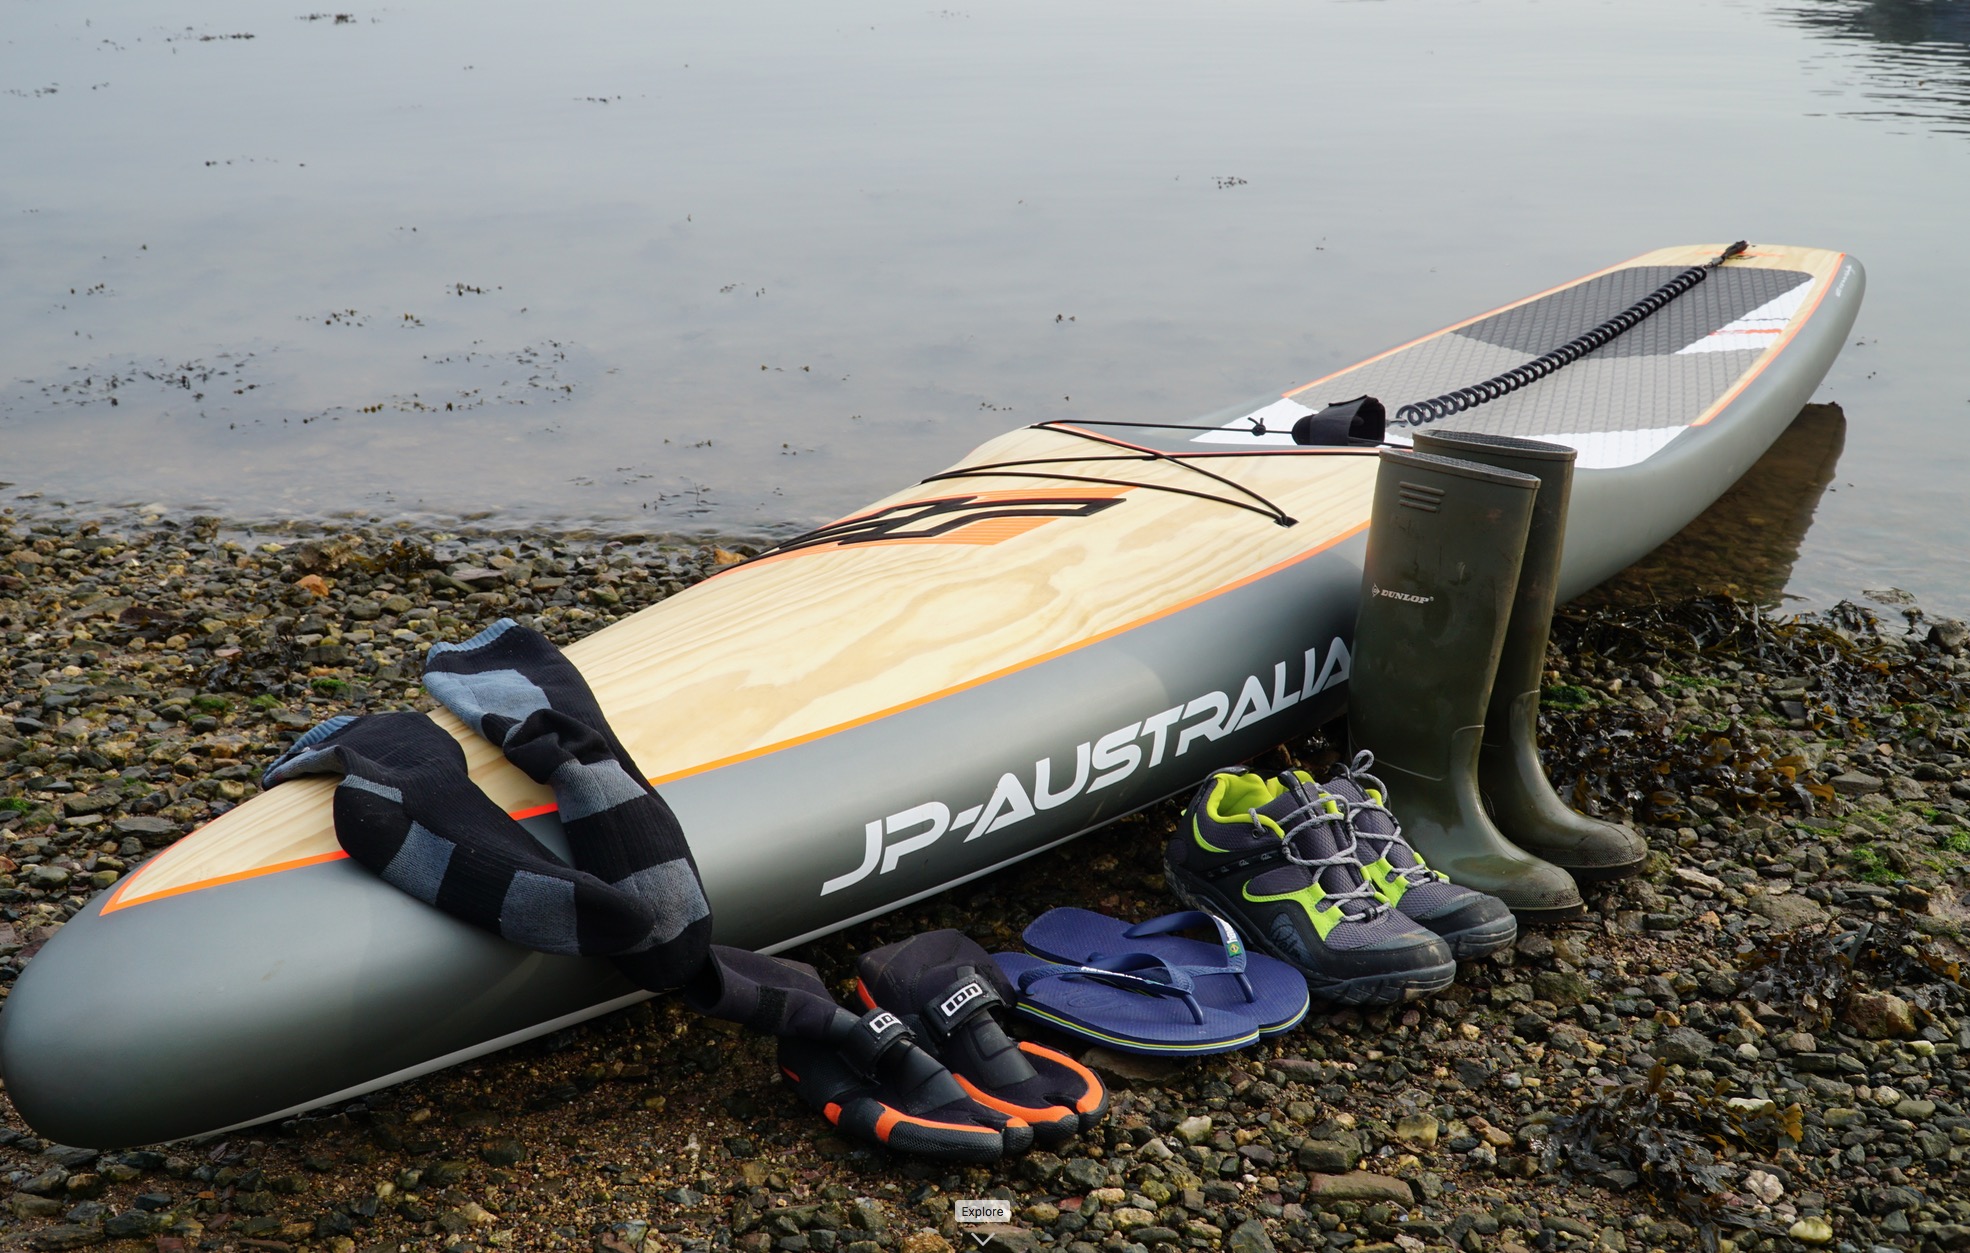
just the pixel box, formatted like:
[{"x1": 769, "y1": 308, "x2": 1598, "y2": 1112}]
[
  {"x1": 261, "y1": 714, "x2": 358, "y2": 788},
  {"x1": 427, "y1": 617, "x2": 523, "y2": 663}
]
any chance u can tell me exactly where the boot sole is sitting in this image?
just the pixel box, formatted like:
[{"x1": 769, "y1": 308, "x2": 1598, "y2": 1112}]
[
  {"x1": 778, "y1": 1042, "x2": 1016, "y2": 1164},
  {"x1": 1163, "y1": 857, "x2": 1456, "y2": 1007},
  {"x1": 1506, "y1": 899, "x2": 1589, "y2": 924},
  {"x1": 1554, "y1": 855, "x2": 1647, "y2": 884}
]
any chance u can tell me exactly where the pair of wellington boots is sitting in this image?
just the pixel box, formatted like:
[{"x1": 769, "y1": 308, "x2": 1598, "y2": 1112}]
[{"x1": 1346, "y1": 431, "x2": 1646, "y2": 922}]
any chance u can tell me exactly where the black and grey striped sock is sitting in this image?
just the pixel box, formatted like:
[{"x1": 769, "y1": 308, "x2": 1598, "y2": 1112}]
[
  {"x1": 261, "y1": 712, "x2": 667, "y2": 959},
  {"x1": 420, "y1": 619, "x2": 712, "y2": 990},
  {"x1": 260, "y1": 689, "x2": 906, "y2": 1055}
]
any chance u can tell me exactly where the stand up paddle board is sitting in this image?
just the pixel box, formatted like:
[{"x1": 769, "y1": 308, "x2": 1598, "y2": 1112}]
[{"x1": 0, "y1": 244, "x2": 1863, "y2": 1147}]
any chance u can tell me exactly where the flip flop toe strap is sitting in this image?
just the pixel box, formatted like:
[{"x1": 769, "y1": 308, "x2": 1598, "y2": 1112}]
[
  {"x1": 1016, "y1": 953, "x2": 1207, "y2": 1025},
  {"x1": 1118, "y1": 911, "x2": 1259, "y2": 1005}
]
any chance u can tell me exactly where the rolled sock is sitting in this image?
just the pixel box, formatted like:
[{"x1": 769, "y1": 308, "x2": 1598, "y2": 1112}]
[
  {"x1": 261, "y1": 713, "x2": 660, "y2": 957},
  {"x1": 423, "y1": 618, "x2": 713, "y2": 990}
]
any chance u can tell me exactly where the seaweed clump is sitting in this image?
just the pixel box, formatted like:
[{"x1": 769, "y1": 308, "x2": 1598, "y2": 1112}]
[
  {"x1": 1737, "y1": 914, "x2": 1969, "y2": 1029},
  {"x1": 1540, "y1": 596, "x2": 1970, "y2": 825},
  {"x1": 1543, "y1": 1063, "x2": 1795, "y2": 1250},
  {"x1": 286, "y1": 534, "x2": 438, "y2": 580}
]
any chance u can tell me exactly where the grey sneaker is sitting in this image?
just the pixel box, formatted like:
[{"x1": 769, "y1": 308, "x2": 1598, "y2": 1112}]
[
  {"x1": 1166, "y1": 767, "x2": 1456, "y2": 1005},
  {"x1": 1313, "y1": 751, "x2": 1518, "y2": 960}
]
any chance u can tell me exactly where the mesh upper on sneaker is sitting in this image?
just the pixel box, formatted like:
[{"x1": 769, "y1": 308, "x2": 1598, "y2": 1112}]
[
  {"x1": 1189, "y1": 772, "x2": 1427, "y2": 953},
  {"x1": 1311, "y1": 763, "x2": 1470, "y2": 917}
]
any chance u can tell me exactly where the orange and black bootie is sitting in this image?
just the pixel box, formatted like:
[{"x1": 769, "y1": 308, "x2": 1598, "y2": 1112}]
[
  {"x1": 778, "y1": 1003, "x2": 1033, "y2": 1163},
  {"x1": 856, "y1": 930, "x2": 1106, "y2": 1147},
  {"x1": 687, "y1": 944, "x2": 1025, "y2": 1162}
]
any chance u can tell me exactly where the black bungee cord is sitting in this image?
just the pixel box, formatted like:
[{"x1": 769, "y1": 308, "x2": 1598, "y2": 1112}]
[{"x1": 1394, "y1": 240, "x2": 1750, "y2": 429}]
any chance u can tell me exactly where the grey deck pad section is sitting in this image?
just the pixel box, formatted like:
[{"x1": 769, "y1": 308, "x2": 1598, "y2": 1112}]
[
  {"x1": 1357, "y1": 266, "x2": 1811, "y2": 439},
  {"x1": 1458, "y1": 265, "x2": 1807, "y2": 359}
]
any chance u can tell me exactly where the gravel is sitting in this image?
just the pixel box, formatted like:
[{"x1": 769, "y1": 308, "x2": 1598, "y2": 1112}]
[{"x1": 4, "y1": 505, "x2": 1969, "y2": 1253}]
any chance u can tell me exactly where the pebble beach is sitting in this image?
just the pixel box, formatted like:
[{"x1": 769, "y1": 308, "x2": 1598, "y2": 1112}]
[{"x1": 4, "y1": 505, "x2": 1969, "y2": 1253}]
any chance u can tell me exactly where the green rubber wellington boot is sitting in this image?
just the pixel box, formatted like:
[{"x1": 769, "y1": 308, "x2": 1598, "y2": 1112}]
[
  {"x1": 1347, "y1": 448, "x2": 1585, "y2": 921},
  {"x1": 1412, "y1": 430, "x2": 1648, "y2": 881}
]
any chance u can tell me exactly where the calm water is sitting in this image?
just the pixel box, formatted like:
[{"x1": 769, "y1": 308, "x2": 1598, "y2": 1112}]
[{"x1": 3, "y1": 0, "x2": 1967, "y2": 613}]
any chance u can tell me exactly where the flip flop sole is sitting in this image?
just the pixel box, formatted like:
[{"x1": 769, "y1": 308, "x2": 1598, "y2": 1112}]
[
  {"x1": 993, "y1": 953, "x2": 1260, "y2": 1056},
  {"x1": 1021, "y1": 907, "x2": 1310, "y2": 1036}
]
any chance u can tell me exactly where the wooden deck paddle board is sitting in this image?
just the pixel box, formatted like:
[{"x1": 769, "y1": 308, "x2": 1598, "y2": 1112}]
[{"x1": 0, "y1": 244, "x2": 1863, "y2": 1147}]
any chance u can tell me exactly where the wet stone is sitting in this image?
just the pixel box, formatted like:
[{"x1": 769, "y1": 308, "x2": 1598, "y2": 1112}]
[
  {"x1": 10, "y1": 1194, "x2": 63, "y2": 1219},
  {"x1": 1831, "y1": 772, "x2": 1885, "y2": 796},
  {"x1": 25, "y1": 1225, "x2": 105, "y2": 1250},
  {"x1": 1296, "y1": 1138, "x2": 1361, "y2": 1173},
  {"x1": 1847, "y1": 991, "x2": 1919, "y2": 1040},
  {"x1": 1747, "y1": 891, "x2": 1829, "y2": 930},
  {"x1": 1653, "y1": 1027, "x2": 1713, "y2": 1067},
  {"x1": 1062, "y1": 1158, "x2": 1107, "y2": 1191},
  {"x1": 1227, "y1": 1218, "x2": 1276, "y2": 1253},
  {"x1": 1531, "y1": 971, "x2": 1592, "y2": 1008},
  {"x1": 109, "y1": 815, "x2": 177, "y2": 846},
  {"x1": 1304, "y1": 1172, "x2": 1414, "y2": 1205},
  {"x1": 1789, "y1": 1215, "x2": 1835, "y2": 1244},
  {"x1": 102, "y1": 1209, "x2": 163, "y2": 1238}
]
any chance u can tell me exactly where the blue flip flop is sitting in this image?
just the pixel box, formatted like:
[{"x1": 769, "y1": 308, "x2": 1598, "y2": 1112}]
[
  {"x1": 992, "y1": 951, "x2": 1261, "y2": 1056},
  {"x1": 1021, "y1": 908, "x2": 1310, "y2": 1036}
]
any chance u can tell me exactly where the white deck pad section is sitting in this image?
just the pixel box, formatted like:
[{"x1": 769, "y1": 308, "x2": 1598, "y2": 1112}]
[{"x1": 1676, "y1": 280, "x2": 1811, "y2": 355}]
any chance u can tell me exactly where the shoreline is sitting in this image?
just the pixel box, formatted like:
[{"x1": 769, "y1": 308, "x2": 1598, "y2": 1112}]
[{"x1": 4, "y1": 504, "x2": 1969, "y2": 1253}]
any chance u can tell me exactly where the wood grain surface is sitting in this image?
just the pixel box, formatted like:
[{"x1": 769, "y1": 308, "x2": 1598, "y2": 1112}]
[{"x1": 110, "y1": 432, "x2": 1381, "y2": 907}]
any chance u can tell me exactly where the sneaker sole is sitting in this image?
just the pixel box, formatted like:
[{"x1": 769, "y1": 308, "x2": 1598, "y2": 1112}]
[
  {"x1": 1163, "y1": 855, "x2": 1456, "y2": 1007},
  {"x1": 1430, "y1": 911, "x2": 1519, "y2": 962}
]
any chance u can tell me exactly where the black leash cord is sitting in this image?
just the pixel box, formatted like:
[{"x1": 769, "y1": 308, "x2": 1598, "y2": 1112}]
[{"x1": 1395, "y1": 240, "x2": 1749, "y2": 429}]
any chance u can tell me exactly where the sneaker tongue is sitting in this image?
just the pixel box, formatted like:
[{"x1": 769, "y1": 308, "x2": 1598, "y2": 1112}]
[{"x1": 1256, "y1": 779, "x2": 1373, "y2": 910}]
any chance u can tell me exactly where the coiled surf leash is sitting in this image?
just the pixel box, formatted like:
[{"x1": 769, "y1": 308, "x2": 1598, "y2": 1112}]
[{"x1": 1394, "y1": 240, "x2": 1750, "y2": 429}]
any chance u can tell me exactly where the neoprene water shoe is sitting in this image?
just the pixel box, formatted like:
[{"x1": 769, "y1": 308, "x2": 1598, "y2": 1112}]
[
  {"x1": 856, "y1": 930, "x2": 1105, "y2": 1146},
  {"x1": 1165, "y1": 768, "x2": 1456, "y2": 1005},
  {"x1": 778, "y1": 1006, "x2": 1034, "y2": 1163}
]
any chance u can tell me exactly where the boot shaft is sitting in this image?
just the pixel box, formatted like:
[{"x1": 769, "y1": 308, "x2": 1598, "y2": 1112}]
[
  {"x1": 1409, "y1": 430, "x2": 1577, "y2": 735},
  {"x1": 1349, "y1": 449, "x2": 1540, "y2": 783},
  {"x1": 1410, "y1": 431, "x2": 1646, "y2": 883}
]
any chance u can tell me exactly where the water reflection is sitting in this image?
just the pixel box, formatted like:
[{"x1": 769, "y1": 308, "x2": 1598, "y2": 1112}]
[
  {"x1": 1778, "y1": 0, "x2": 1970, "y2": 134},
  {"x1": 1582, "y1": 403, "x2": 1847, "y2": 610}
]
